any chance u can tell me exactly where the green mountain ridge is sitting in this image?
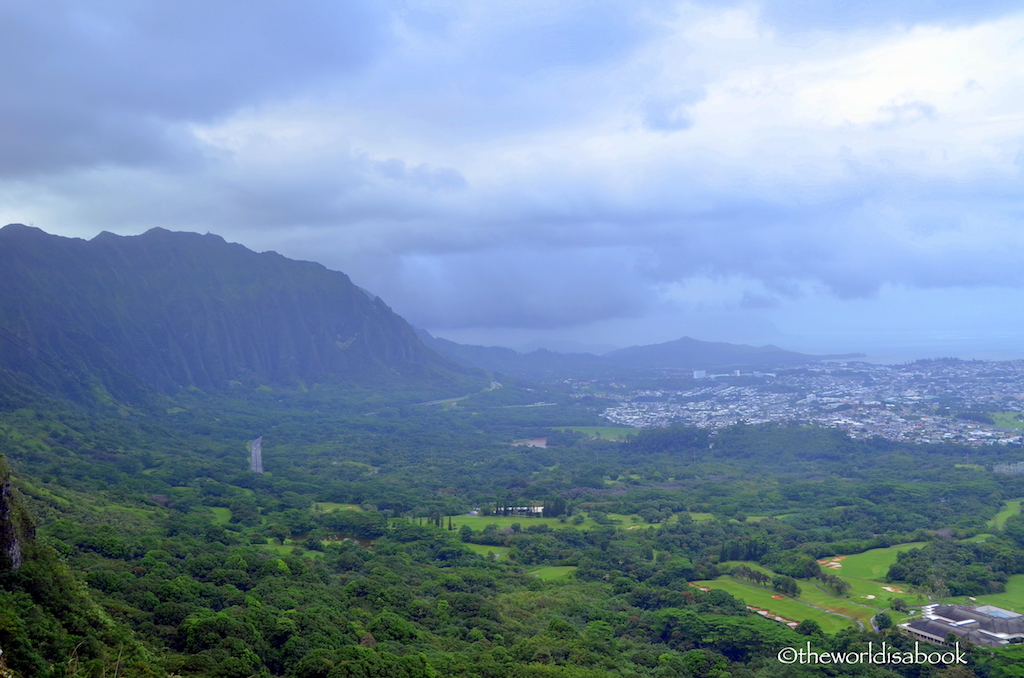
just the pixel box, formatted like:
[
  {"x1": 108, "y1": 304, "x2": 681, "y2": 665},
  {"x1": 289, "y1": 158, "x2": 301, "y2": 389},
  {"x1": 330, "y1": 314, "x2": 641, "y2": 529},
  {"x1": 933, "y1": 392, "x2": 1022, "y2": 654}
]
[{"x1": 0, "y1": 225, "x2": 473, "y2": 402}]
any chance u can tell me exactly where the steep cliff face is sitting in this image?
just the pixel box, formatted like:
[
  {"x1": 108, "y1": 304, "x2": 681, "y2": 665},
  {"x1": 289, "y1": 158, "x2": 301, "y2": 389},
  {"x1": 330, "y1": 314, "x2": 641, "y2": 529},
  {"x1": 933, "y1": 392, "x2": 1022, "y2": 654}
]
[
  {"x1": 0, "y1": 225, "x2": 467, "y2": 398},
  {"x1": 0, "y1": 457, "x2": 32, "y2": 572}
]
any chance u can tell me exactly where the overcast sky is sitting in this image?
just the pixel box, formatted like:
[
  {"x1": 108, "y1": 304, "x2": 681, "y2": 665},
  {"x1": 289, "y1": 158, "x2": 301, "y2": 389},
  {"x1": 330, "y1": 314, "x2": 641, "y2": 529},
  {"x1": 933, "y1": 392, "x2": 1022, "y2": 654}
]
[{"x1": 3, "y1": 1, "x2": 1024, "y2": 361}]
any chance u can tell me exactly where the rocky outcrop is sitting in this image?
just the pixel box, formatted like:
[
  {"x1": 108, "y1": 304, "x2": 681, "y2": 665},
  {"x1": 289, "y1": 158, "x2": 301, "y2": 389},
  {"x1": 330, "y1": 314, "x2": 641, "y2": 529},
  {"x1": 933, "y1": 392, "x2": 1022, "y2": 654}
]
[{"x1": 0, "y1": 457, "x2": 33, "y2": 572}]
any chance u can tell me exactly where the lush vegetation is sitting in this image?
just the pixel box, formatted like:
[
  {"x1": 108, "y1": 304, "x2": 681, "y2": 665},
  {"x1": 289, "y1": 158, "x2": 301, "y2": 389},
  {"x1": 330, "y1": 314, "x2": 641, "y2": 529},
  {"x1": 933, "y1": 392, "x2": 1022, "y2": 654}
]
[{"x1": 3, "y1": 374, "x2": 1024, "y2": 677}]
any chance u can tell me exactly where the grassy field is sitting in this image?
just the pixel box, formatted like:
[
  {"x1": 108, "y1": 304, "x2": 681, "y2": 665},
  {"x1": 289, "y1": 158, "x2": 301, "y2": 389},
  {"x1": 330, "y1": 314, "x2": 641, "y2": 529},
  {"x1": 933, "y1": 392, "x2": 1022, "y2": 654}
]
[
  {"x1": 968, "y1": 574, "x2": 1024, "y2": 612},
  {"x1": 993, "y1": 412, "x2": 1024, "y2": 430},
  {"x1": 255, "y1": 542, "x2": 325, "y2": 559},
  {"x1": 819, "y1": 542, "x2": 926, "y2": 580},
  {"x1": 796, "y1": 582, "x2": 885, "y2": 627},
  {"x1": 554, "y1": 426, "x2": 636, "y2": 440},
  {"x1": 963, "y1": 533, "x2": 995, "y2": 543},
  {"x1": 836, "y1": 575, "x2": 923, "y2": 606},
  {"x1": 314, "y1": 502, "x2": 363, "y2": 512},
  {"x1": 529, "y1": 566, "x2": 577, "y2": 580},
  {"x1": 989, "y1": 499, "x2": 1022, "y2": 530},
  {"x1": 449, "y1": 515, "x2": 597, "y2": 531},
  {"x1": 463, "y1": 543, "x2": 508, "y2": 560},
  {"x1": 711, "y1": 548, "x2": 933, "y2": 632},
  {"x1": 208, "y1": 507, "x2": 232, "y2": 525},
  {"x1": 449, "y1": 512, "x2": 696, "y2": 532},
  {"x1": 693, "y1": 578, "x2": 853, "y2": 634}
]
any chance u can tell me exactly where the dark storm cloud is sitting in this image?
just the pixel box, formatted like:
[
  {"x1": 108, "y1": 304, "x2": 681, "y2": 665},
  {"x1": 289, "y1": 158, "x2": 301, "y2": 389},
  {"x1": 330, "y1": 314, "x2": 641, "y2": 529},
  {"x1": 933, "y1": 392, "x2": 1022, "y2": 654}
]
[
  {"x1": 354, "y1": 245, "x2": 655, "y2": 330},
  {"x1": 0, "y1": 0, "x2": 387, "y2": 175},
  {"x1": 4, "y1": 1, "x2": 1024, "y2": 349}
]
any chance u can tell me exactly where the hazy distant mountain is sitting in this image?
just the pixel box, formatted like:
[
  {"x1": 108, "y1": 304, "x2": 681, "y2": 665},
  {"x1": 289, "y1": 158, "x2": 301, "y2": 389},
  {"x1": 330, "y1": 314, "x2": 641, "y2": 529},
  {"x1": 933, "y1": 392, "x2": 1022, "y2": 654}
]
[
  {"x1": 420, "y1": 332, "x2": 862, "y2": 378},
  {"x1": 516, "y1": 339, "x2": 618, "y2": 355},
  {"x1": 0, "y1": 224, "x2": 468, "y2": 400},
  {"x1": 604, "y1": 336, "x2": 862, "y2": 370},
  {"x1": 416, "y1": 330, "x2": 607, "y2": 380}
]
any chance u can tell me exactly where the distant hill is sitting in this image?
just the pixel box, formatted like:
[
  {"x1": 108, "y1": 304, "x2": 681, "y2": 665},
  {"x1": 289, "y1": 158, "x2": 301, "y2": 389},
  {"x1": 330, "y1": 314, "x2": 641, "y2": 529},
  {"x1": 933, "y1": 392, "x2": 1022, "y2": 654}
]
[
  {"x1": 0, "y1": 225, "x2": 469, "y2": 401},
  {"x1": 416, "y1": 330, "x2": 607, "y2": 380},
  {"x1": 421, "y1": 331, "x2": 862, "y2": 379},
  {"x1": 603, "y1": 336, "x2": 862, "y2": 370}
]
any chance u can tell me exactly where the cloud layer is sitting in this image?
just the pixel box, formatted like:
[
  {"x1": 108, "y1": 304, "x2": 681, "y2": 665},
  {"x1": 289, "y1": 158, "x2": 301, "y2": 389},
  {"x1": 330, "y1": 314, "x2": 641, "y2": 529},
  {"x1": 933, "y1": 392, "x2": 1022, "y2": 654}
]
[{"x1": 3, "y1": 1, "x2": 1024, "y2": 357}]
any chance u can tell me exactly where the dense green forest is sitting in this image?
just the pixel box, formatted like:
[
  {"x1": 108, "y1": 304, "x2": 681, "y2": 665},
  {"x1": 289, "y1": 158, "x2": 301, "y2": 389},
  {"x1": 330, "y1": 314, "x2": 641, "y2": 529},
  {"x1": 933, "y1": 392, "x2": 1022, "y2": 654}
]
[{"x1": 3, "y1": 374, "x2": 1024, "y2": 678}]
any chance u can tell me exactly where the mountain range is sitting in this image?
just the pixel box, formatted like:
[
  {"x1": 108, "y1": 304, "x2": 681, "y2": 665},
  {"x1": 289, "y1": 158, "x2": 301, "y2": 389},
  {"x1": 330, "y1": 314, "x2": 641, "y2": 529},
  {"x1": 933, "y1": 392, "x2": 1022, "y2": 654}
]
[
  {"x1": 0, "y1": 224, "x2": 862, "y2": 403},
  {"x1": 418, "y1": 330, "x2": 862, "y2": 380}
]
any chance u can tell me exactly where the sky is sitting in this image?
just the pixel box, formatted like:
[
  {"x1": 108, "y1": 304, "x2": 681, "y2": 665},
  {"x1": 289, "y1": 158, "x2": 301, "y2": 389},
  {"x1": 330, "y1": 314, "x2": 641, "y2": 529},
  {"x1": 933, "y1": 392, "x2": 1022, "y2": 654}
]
[{"x1": 2, "y1": 0, "x2": 1024, "y2": 362}]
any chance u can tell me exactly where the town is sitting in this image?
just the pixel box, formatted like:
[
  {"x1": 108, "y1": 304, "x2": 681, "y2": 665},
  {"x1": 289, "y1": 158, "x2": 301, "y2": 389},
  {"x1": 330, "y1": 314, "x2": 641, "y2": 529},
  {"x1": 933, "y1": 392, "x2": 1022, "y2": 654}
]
[{"x1": 590, "y1": 358, "x2": 1024, "y2": 446}]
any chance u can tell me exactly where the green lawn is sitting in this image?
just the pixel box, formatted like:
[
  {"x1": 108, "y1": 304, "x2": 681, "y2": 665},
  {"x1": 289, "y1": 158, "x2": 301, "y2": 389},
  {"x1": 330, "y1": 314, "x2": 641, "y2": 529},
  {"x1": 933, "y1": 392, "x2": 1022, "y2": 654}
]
[
  {"x1": 693, "y1": 578, "x2": 853, "y2": 634},
  {"x1": 796, "y1": 582, "x2": 883, "y2": 628},
  {"x1": 450, "y1": 512, "x2": 686, "y2": 532},
  {"x1": 463, "y1": 543, "x2": 508, "y2": 560},
  {"x1": 450, "y1": 515, "x2": 593, "y2": 531},
  {"x1": 820, "y1": 542, "x2": 926, "y2": 580},
  {"x1": 529, "y1": 566, "x2": 577, "y2": 580},
  {"x1": 835, "y1": 575, "x2": 919, "y2": 606},
  {"x1": 314, "y1": 502, "x2": 363, "y2": 512},
  {"x1": 993, "y1": 412, "x2": 1024, "y2": 430},
  {"x1": 963, "y1": 533, "x2": 995, "y2": 543},
  {"x1": 255, "y1": 542, "x2": 325, "y2": 559},
  {"x1": 969, "y1": 574, "x2": 1024, "y2": 612},
  {"x1": 989, "y1": 499, "x2": 1022, "y2": 530},
  {"x1": 208, "y1": 507, "x2": 231, "y2": 525},
  {"x1": 553, "y1": 426, "x2": 636, "y2": 440}
]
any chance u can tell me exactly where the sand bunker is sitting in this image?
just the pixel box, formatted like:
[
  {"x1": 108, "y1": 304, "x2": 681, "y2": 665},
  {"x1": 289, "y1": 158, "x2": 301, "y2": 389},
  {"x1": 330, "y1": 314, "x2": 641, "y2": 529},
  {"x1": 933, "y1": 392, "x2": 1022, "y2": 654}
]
[{"x1": 747, "y1": 606, "x2": 798, "y2": 627}]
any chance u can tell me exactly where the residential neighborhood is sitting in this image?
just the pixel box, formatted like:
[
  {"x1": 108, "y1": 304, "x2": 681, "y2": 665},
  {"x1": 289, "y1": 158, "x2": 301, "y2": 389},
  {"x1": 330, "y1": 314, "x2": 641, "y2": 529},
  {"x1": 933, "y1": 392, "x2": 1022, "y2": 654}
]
[{"x1": 590, "y1": 359, "x2": 1024, "y2": 446}]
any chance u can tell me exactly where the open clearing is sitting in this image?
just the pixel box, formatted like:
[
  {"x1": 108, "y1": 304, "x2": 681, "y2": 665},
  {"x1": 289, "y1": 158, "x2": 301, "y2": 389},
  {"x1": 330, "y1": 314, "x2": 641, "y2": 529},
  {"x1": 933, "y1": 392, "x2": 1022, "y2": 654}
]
[
  {"x1": 989, "y1": 499, "x2": 1022, "y2": 530},
  {"x1": 448, "y1": 512, "x2": 693, "y2": 532},
  {"x1": 554, "y1": 426, "x2": 637, "y2": 440},
  {"x1": 463, "y1": 543, "x2": 508, "y2": 560},
  {"x1": 970, "y1": 574, "x2": 1024, "y2": 612},
  {"x1": 993, "y1": 412, "x2": 1024, "y2": 430},
  {"x1": 710, "y1": 544, "x2": 939, "y2": 634},
  {"x1": 529, "y1": 566, "x2": 577, "y2": 580},
  {"x1": 256, "y1": 542, "x2": 325, "y2": 559},
  {"x1": 314, "y1": 502, "x2": 363, "y2": 512},
  {"x1": 693, "y1": 578, "x2": 853, "y2": 634},
  {"x1": 821, "y1": 542, "x2": 926, "y2": 580},
  {"x1": 208, "y1": 507, "x2": 231, "y2": 524}
]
